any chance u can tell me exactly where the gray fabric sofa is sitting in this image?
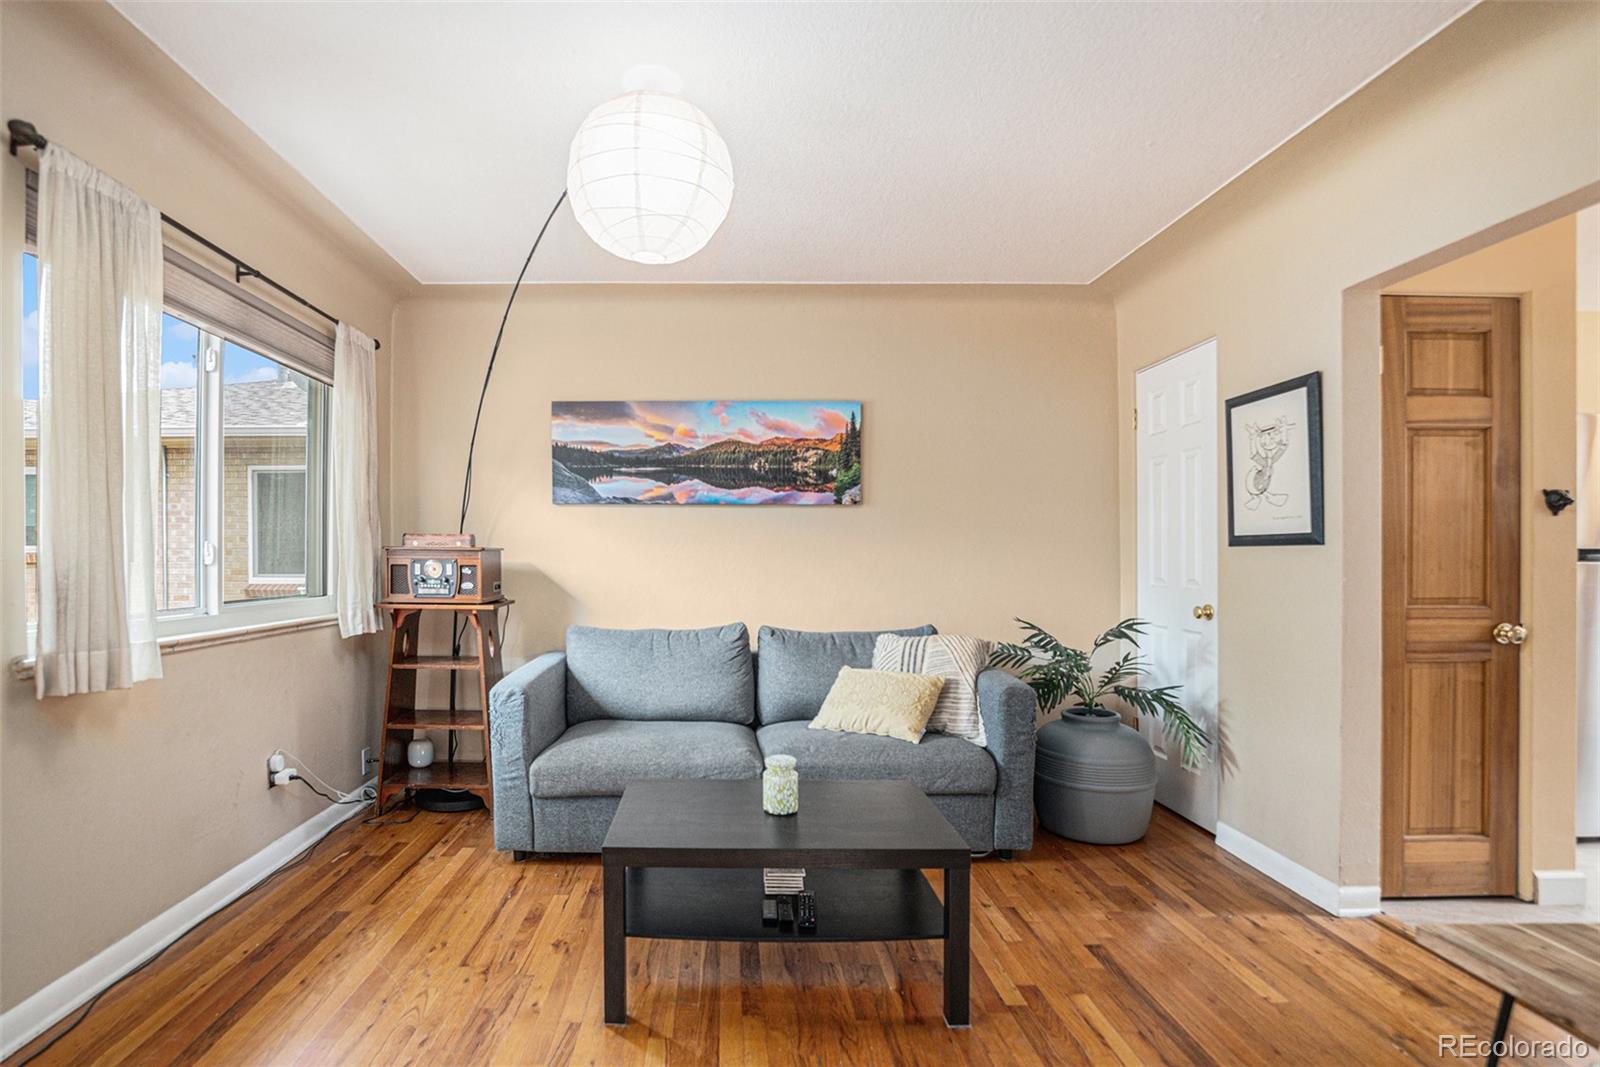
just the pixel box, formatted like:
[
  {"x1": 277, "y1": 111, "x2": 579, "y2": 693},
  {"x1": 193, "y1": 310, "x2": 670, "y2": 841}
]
[{"x1": 487, "y1": 622, "x2": 1037, "y2": 856}]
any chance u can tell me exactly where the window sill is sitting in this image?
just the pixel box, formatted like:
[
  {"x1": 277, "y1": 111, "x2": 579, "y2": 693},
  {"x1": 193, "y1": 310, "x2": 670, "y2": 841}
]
[{"x1": 10, "y1": 612, "x2": 341, "y2": 682}]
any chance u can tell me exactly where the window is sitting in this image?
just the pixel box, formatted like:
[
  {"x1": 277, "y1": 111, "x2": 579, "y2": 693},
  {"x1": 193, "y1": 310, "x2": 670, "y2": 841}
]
[
  {"x1": 19, "y1": 251, "x2": 332, "y2": 639},
  {"x1": 22, "y1": 253, "x2": 39, "y2": 632},
  {"x1": 221, "y1": 340, "x2": 326, "y2": 604},
  {"x1": 248, "y1": 466, "x2": 308, "y2": 583},
  {"x1": 157, "y1": 312, "x2": 200, "y2": 614},
  {"x1": 23, "y1": 468, "x2": 36, "y2": 551}
]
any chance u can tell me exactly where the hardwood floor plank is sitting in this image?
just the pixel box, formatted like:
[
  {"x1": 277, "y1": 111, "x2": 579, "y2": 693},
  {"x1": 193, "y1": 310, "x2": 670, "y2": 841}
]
[
  {"x1": 1066, "y1": 993, "x2": 1146, "y2": 1067},
  {"x1": 8, "y1": 807, "x2": 1595, "y2": 1067}
]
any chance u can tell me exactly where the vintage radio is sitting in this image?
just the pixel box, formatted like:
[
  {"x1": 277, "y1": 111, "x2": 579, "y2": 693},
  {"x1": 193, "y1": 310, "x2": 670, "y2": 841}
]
[{"x1": 385, "y1": 536, "x2": 503, "y2": 603}]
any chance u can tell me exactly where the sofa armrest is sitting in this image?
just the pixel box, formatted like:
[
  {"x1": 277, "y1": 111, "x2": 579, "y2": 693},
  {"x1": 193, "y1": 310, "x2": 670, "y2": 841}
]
[
  {"x1": 978, "y1": 668, "x2": 1038, "y2": 852},
  {"x1": 488, "y1": 652, "x2": 567, "y2": 852}
]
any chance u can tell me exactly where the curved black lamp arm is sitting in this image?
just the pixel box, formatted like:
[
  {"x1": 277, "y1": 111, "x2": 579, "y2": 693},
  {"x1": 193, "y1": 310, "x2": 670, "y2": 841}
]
[
  {"x1": 458, "y1": 189, "x2": 569, "y2": 534},
  {"x1": 448, "y1": 189, "x2": 568, "y2": 750}
]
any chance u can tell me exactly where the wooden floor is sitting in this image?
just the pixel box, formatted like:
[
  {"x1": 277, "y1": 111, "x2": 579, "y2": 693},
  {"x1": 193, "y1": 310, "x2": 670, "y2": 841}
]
[{"x1": 8, "y1": 807, "x2": 1590, "y2": 1066}]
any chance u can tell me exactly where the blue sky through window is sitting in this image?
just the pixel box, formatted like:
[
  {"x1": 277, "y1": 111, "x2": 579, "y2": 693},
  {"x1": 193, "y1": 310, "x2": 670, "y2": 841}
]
[
  {"x1": 21, "y1": 254, "x2": 37, "y2": 400},
  {"x1": 160, "y1": 315, "x2": 199, "y2": 387},
  {"x1": 21, "y1": 253, "x2": 288, "y2": 397},
  {"x1": 222, "y1": 340, "x2": 290, "y2": 385}
]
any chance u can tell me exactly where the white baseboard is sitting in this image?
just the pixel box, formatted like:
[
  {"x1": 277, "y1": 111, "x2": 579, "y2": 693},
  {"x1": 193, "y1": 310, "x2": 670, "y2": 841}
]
[
  {"x1": 1533, "y1": 868, "x2": 1589, "y2": 906},
  {"x1": 1215, "y1": 821, "x2": 1380, "y2": 918},
  {"x1": 0, "y1": 784, "x2": 373, "y2": 1060},
  {"x1": 1335, "y1": 883, "x2": 1383, "y2": 918}
]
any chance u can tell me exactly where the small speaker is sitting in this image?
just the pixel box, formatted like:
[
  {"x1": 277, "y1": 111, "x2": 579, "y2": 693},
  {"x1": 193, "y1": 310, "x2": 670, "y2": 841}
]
[{"x1": 389, "y1": 563, "x2": 410, "y2": 597}]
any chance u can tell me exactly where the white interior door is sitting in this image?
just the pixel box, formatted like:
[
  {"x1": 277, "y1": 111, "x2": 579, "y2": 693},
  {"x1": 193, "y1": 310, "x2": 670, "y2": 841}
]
[{"x1": 1135, "y1": 340, "x2": 1220, "y2": 830}]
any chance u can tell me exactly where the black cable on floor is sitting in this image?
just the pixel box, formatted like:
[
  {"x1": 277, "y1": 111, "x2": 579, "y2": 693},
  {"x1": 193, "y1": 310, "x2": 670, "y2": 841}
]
[
  {"x1": 289, "y1": 774, "x2": 371, "y2": 806},
  {"x1": 15, "y1": 797, "x2": 370, "y2": 1066},
  {"x1": 363, "y1": 798, "x2": 420, "y2": 826}
]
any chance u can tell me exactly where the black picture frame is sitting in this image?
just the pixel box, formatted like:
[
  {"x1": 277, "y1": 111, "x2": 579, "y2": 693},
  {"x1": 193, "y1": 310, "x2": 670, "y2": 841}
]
[{"x1": 1224, "y1": 371, "x2": 1324, "y2": 546}]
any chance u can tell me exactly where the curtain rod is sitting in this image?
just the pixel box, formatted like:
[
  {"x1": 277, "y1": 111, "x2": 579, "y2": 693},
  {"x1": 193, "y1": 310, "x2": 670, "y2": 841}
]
[{"x1": 6, "y1": 118, "x2": 379, "y2": 351}]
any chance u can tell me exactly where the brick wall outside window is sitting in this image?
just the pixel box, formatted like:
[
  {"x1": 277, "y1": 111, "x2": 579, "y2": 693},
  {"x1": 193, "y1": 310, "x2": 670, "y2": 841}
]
[
  {"x1": 225, "y1": 437, "x2": 309, "y2": 602},
  {"x1": 23, "y1": 431, "x2": 311, "y2": 628}
]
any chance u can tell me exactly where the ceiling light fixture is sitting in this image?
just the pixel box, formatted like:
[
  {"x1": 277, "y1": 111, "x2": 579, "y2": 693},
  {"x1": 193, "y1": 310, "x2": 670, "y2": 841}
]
[{"x1": 566, "y1": 65, "x2": 735, "y2": 265}]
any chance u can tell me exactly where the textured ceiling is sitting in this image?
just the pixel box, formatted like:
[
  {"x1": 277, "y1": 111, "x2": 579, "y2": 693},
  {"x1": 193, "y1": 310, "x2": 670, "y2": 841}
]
[{"x1": 114, "y1": 1, "x2": 1471, "y2": 284}]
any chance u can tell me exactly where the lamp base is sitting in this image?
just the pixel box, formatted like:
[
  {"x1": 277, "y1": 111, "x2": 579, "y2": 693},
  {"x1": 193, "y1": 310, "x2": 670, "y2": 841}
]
[{"x1": 416, "y1": 788, "x2": 486, "y2": 813}]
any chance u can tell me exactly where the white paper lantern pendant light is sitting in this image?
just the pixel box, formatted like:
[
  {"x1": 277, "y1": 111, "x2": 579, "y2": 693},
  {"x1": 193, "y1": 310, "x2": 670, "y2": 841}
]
[{"x1": 567, "y1": 65, "x2": 734, "y2": 265}]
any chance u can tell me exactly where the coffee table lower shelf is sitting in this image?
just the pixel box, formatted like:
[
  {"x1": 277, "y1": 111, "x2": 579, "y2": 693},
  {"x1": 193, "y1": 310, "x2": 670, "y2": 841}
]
[
  {"x1": 624, "y1": 867, "x2": 945, "y2": 943},
  {"x1": 606, "y1": 863, "x2": 968, "y2": 1028},
  {"x1": 600, "y1": 779, "x2": 972, "y2": 1030}
]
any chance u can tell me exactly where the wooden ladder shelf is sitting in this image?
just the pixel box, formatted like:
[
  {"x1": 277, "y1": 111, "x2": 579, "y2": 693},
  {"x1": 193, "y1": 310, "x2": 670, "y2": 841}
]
[{"x1": 376, "y1": 599, "x2": 512, "y2": 812}]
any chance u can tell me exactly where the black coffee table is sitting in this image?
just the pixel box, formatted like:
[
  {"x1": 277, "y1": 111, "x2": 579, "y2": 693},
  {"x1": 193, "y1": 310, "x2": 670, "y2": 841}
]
[{"x1": 601, "y1": 778, "x2": 973, "y2": 1027}]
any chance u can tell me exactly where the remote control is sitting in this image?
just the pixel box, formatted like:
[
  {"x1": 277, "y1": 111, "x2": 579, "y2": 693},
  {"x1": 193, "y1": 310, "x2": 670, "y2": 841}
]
[
  {"x1": 796, "y1": 891, "x2": 817, "y2": 932},
  {"x1": 777, "y1": 897, "x2": 794, "y2": 929}
]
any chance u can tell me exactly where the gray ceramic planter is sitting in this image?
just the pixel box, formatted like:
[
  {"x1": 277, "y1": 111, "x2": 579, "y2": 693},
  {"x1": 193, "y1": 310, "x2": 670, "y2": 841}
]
[{"x1": 1034, "y1": 708, "x2": 1157, "y2": 844}]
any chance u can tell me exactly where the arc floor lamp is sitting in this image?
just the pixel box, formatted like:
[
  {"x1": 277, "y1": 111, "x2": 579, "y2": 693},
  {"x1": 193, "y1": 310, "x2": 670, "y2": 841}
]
[
  {"x1": 434, "y1": 68, "x2": 734, "y2": 808},
  {"x1": 457, "y1": 64, "x2": 735, "y2": 532}
]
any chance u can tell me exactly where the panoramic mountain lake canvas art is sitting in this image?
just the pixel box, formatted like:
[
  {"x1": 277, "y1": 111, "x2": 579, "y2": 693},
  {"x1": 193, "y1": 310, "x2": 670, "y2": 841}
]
[{"x1": 551, "y1": 401, "x2": 863, "y2": 506}]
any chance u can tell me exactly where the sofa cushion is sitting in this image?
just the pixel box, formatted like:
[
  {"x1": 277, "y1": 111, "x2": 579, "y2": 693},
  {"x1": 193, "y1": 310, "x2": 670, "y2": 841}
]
[
  {"x1": 808, "y1": 666, "x2": 945, "y2": 743},
  {"x1": 755, "y1": 625, "x2": 935, "y2": 725},
  {"x1": 566, "y1": 623, "x2": 754, "y2": 723},
  {"x1": 756, "y1": 721, "x2": 996, "y2": 796},
  {"x1": 873, "y1": 633, "x2": 994, "y2": 746},
  {"x1": 529, "y1": 720, "x2": 763, "y2": 798}
]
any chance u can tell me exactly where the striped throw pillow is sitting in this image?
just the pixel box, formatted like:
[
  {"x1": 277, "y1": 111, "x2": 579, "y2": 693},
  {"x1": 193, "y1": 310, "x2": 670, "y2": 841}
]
[{"x1": 872, "y1": 633, "x2": 993, "y2": 747}]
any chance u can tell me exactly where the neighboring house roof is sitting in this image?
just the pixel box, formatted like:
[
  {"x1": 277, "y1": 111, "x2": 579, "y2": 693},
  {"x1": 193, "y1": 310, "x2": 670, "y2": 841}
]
[{"x1": 21, "y1": 380, "x2": 309, "y2": 439}]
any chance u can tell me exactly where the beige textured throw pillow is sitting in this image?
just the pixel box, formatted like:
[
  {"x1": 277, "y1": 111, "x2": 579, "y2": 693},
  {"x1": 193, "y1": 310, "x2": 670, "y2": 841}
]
[
  {"x1": 873, "y1": 633, "x2": 993, "y2": 746},
  {"x1": 808, "y1": 667, "x2": 946, "y2": 743}
]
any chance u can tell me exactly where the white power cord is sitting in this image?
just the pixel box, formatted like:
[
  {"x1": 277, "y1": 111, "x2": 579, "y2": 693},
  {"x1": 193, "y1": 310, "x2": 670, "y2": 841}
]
[{"x1": 270, "y1": 748, "x2": 375, "y2": 805}]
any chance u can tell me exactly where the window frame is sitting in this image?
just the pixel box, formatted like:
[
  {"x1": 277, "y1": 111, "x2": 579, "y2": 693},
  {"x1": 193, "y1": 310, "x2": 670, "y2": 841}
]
[
  {"x1": 150, "y1": 315, "x2": 334, "y2": 638},
  {"x1": 19, "y1": 228, "x2": 339, "y2": 654},
  {"x1": 245, "y1": 463, "x2": 310, "y2": 585}
]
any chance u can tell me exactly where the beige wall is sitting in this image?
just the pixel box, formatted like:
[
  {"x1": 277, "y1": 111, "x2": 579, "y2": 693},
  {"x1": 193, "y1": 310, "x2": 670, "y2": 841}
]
[
  {"x1": 1102, "y1": 1, "x2": 1599, "y2": 889},
  {"x1": 0, "y1": 3, "x2": 412, "y2": 1010},
  {"x1": 1385, "y1": 216, "x2": 1579, "y2": 897},
  {"x1": 391, "y1": 285, "x2": 1120, "y2": 675},
  {"x1": 1582, "y1": 313, "x2": 1600, "y2": 416}
]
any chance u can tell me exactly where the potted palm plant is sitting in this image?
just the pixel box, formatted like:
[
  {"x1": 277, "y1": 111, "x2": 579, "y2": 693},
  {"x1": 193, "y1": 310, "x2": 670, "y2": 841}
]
[{"x1": 991, "y1": 618, "x2": 1210, "y2": 844}]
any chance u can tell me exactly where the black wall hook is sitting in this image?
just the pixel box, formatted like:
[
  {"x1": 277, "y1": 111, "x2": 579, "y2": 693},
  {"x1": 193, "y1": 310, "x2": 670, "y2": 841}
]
[{"x1": 1543, "y1": 489, "x2": 1575, "y2": 516}]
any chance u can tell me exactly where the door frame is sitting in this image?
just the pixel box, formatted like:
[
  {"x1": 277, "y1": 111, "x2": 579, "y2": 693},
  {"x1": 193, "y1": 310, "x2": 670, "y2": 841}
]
[
  {"x1": 1337, "y1": 181, "x2": 1600, "y2": 902},
  {"x1": 1134, "y1": 337, "x2": 1222, "y2": 831}
]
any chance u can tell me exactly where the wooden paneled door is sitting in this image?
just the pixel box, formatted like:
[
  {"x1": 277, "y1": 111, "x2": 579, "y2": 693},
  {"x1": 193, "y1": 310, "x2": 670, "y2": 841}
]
[{"x1": 1382, "y1": 295, "x2": 1520, "y2": 897}]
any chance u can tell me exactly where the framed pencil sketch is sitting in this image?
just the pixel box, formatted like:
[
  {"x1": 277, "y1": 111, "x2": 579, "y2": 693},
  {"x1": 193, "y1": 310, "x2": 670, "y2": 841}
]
[{"x1": 1224, "y1": 371, "x2": 1324, "y2": 546}]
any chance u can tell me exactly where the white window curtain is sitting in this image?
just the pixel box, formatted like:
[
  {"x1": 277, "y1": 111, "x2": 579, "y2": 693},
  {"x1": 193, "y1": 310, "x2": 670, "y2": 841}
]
[
  {"x1": 34, "y1": 145, "x2": 164, "y2": 697},
  {"x1": 332, "y1": 323, "x2": 382, "y2": 637}
]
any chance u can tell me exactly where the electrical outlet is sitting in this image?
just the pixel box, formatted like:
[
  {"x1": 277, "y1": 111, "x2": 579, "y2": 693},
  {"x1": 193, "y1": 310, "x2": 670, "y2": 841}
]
[
  {"x1": 360, "y1": 747, "x2": 373, "y2": 775},
  {"x1": 267, "y1": 752, "x2": 287, "y2": 788}
]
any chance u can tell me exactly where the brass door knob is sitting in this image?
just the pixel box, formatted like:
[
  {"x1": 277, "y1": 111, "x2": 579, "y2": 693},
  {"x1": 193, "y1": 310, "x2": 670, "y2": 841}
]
[
  {"x1": 1492, "y1": 622, "x2": 1527, "y2": 645},
  {"x1": 1193, "y1": 604, "x2": 1215, "y2": 621}
]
